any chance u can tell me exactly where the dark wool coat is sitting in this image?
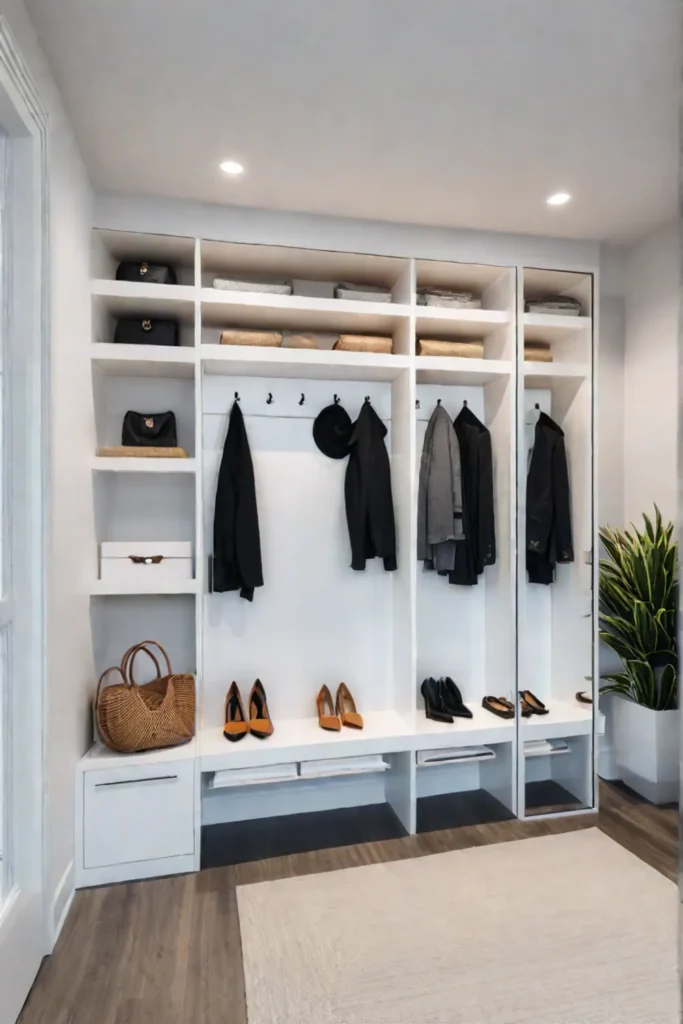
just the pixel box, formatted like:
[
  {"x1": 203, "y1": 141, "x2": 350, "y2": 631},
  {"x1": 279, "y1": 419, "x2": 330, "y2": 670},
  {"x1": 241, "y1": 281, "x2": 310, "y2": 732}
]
[
  {"x1": 344, "y1": 401, "x2": 397, "y2": 572},
  {"x1": 213, "y1": 401, "x2": 263, "y2": 601},
  {"x1": 526, "y1": 411, "x2": 574, "y2": 585},
  {"x1": 447, "y1": 405, "x2": 496, "y2": 586}
]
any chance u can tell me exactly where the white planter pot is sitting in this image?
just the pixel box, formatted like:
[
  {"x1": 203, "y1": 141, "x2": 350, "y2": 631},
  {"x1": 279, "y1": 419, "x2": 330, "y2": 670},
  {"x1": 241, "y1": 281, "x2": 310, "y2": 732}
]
[{"x1": 611, "y1": 696, "x2": 679, "y2": 804}]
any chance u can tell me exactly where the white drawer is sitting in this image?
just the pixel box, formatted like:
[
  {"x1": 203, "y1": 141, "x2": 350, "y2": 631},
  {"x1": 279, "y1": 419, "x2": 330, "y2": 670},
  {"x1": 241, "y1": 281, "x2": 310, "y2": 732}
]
[
  {"x1": 99, "y1": 541, "x2": 193, "y2": 583},
  {"x1": 83, "y1": 760, "x2": 195, "y2": 869}
]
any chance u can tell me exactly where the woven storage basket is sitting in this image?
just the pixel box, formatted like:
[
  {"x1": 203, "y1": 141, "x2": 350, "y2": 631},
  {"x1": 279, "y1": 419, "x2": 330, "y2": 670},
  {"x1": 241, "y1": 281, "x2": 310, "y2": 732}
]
[
  {"x1": 524, "y1": 342, "x2": 553, "y2": 362},
  {"x1": 220, "y1": 329, "x2": 282, "y2": 347},
  {"x1": 418, "y1": 339, "x2": 484, "y2": 358},
  {"x1": 333, "y1": 334, "x2": 392, "y2": 354},
  {"x1": 95, "y1": 640, "x2": 196, "y2": 753},
  {"x1": 97, "y1": 446, "x2": 189, "y2": 458}
]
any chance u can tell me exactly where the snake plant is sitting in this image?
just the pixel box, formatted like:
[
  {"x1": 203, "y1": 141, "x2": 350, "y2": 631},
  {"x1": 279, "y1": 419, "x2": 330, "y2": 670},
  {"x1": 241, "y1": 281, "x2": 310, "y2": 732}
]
[{"x1": 599, "y1": 506, "x2": 678, "y2": 710}]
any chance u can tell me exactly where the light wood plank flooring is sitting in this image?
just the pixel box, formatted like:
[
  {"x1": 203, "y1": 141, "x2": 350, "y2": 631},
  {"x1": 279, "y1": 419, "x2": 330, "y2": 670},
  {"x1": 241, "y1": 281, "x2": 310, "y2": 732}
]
[{"x1": 19, "y1": 780, "x2": 678, "y2": 1024}]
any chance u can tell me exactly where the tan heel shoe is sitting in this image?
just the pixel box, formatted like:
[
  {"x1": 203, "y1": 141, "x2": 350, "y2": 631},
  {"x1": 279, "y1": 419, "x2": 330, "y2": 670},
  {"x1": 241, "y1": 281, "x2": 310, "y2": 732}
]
[
  {"x1": 336, "y1": 682, "x2": 363, "y2": 730},
  {"x1": 224, "y1": 682, "x2": 249, "y2": 742},
  {"x1": 317, "y1": 685, "x2": 341, "y2": 731},
  {"x1": 248, "y1": 679, "x2": 274, "y2": 739}
]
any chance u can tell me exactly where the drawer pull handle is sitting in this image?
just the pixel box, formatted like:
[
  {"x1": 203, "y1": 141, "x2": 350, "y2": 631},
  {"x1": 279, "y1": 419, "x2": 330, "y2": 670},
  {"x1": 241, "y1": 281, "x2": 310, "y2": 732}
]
[
  {"x1": 95, "y1": 774, "x2": 178, "y2": 788},
  {"x1": 128, "y1": 555, "x2": 164, "y2": 565}
]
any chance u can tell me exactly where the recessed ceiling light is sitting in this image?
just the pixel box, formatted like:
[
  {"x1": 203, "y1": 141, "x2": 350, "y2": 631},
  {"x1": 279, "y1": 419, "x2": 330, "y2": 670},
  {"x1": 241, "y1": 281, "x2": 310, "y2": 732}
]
[
  {"x1": 220, "y1": 160, "x2": 244, "y2": 176},
  {"x1": 547, "y1": 191, "x2": 571, "y2": 206}
]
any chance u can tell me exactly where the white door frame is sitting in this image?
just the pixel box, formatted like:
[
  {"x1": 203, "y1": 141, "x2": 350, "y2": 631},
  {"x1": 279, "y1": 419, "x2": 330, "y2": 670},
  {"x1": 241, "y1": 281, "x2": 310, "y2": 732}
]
[{"x1": 0, "y1": 17, "x2": 49, "y2": 1024}]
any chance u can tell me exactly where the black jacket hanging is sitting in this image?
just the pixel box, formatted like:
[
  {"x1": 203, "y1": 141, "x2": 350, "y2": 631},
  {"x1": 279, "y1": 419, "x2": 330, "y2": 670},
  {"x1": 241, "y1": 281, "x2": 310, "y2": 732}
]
[
  {"x1": 345, "y1": 401, "x2": 397, "y2": 572},
  {"x1": 213, "y1": 401, "x2": 263, "y2": 601},
  {"x1": 448, "y1": 405, "x2": 496, "y2": 586},
  {"x1": 526, "y1": 411, "x2": 573, "y2": 585}
]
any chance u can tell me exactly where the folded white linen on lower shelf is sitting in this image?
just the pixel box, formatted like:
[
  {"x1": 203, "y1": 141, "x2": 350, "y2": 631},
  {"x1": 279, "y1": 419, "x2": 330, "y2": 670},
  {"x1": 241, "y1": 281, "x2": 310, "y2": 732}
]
[
  {"x1": 524, "y1": 739, "x2": 570, "y2": 758},
  {"x1": 417, "y1": 746, "x2": 495, "y2": 766},
  {"x1": 210, "y1": 763, "x2": 298, "y2": 788},
  {"x1": 299, "y1": 755, "x2": 390, "y2": 777}
]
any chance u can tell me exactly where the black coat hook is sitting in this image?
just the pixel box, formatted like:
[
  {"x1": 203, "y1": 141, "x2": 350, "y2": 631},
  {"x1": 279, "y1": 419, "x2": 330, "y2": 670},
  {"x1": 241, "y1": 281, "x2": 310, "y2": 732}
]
[
  {"x1": 333, "y1": 394, "x2": 340, "y2": 405},
  {"x1": 463, "y1": 399, "x2": 468, "y2": 407},
  {"x1": 436, "y1": 398, "x2": 441, "y2": 406},
  {"x1": 266, "y1": 392, "x2": 273, "y2": 405},
  {"x1": 234, "y1": 391, "x2": 240, "y2": 402},
  {"x1": 415, "y1": 399, "x2": 421, "y2": 410},
  {"x1": 364, "y1": 395, "x2": 371, "y2": 404},
  {"x1": 299, "y1": 393, "x2": 305, "y2": 406},
  {"x1": 534, "y1": 403, "x2": 540, "y2": 410}
]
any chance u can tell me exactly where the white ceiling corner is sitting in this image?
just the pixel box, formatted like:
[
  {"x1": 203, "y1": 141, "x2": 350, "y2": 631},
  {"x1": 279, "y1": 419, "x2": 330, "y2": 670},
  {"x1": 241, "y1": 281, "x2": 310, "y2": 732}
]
[{"x1": 25, "y1": 0, "x2": 681, "y2": 243}]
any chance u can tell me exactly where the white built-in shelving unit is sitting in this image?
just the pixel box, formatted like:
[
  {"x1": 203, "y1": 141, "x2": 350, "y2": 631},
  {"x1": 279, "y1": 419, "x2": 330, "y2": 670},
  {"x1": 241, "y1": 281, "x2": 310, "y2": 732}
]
[{"x1": 75, "y1": 230, "x2": 600, "y2": 887}]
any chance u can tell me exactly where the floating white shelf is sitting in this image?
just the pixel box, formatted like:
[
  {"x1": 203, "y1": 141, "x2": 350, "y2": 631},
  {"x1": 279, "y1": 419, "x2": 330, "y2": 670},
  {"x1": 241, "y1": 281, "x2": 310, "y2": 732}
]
[
  {"x1": 90, "y1": 578, "x2": 199, "y2": 596},
  {"x1": 91, "y1": 279, "x2": 196, "y2": 318},
  {"x1": 82, "y1": 738, "x2": 197, "y2": 771},
  {"x1": 199, "y1": 710, "x2": 414, "y2": 772},
  {"x1": 524, "y1": 361, "x2": 590, "y2": 383},
  {"x1": 523, "y1": 313, "x2": 592, "y2": 342},
  {"x1": 415, "y1": 307, "x2": 510, "y2": 337},
  {"x1": 201, "y1": 344, "x2": 411, "y2": 382},
  {"x1": 91, "y1": 343, "x2": 196, "y2": 378},
  {"x1": 415, "y1": 356, "x2": 511, "y2": 386},
  {"x1": 410, "y1": 703, "x2": 514, "y2": 749},
  {"x1": 91, "y1": 456, "x2": 197, "y2": 474},
  {"x1": 521, "y1": 701, "x2": 604, "y2": 742},
  {"x1": 201, "y1": 288, "x2": 411, "y2": 333}
]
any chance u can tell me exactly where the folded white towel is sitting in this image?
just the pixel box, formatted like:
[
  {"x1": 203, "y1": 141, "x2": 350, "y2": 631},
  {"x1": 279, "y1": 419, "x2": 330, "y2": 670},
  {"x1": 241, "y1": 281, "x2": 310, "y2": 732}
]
[
  {"x1": 299, "y1": 755, "x2": 389, "y2": 777},
  {"x1": 212, "y1": 278, "x2": 293, "y2": 295},
  {"x1": 210, "y1": 763, "x2": 298, "y2": 788},
  {"x1": 417, "y1": 746, "x2": 495, "y2": 766}
]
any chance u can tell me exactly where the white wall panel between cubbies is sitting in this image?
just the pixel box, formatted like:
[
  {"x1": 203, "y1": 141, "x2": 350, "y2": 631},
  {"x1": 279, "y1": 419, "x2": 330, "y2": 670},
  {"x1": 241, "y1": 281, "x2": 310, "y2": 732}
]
[{"x1": 202, "y1": 375, "x2": 400, "y2": 730}]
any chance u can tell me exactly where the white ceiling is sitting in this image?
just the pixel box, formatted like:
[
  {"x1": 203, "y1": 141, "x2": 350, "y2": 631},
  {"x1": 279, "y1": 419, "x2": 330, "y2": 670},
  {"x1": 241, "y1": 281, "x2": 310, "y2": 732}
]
[{"x1": 26, "y1": 0, "x2": 680, "y2": 242}]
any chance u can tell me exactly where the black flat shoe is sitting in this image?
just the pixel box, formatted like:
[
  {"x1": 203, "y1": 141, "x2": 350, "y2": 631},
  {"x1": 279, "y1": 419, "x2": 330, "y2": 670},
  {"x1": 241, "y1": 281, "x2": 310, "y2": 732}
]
[
  {"x1": 482, "y1": 696, "x2": 514, "y2": 720},
  {"x1": 576, "y1": 691, "x2": 592, "y2": 705},
  {"x1": 520, "y1": 689, "x2": 548, "y2": 715},
  {"x1": 421, "y1": 678, "x2": 453, "y2": 723},
  {"x1": 441, "y1": 677, "x2": 473, "y2": 719}
]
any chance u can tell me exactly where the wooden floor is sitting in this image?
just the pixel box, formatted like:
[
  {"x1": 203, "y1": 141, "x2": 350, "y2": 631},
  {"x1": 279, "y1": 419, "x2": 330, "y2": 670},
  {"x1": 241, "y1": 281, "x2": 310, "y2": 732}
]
[{"x1": 19, "y1": 780, "x2": 678, "y2": 1024}]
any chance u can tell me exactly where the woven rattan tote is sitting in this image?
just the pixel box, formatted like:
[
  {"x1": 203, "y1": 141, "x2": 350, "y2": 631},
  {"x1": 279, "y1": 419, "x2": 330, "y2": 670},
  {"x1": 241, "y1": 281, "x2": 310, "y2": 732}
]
[{"x1": 95, "y1": 640, "x2": 195, "y2": 753}]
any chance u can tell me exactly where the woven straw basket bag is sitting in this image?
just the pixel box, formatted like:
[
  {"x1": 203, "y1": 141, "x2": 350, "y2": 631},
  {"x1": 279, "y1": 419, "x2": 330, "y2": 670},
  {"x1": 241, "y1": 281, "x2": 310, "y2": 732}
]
[{"x1": 94, "y1": 640, "x2": 196, "y2": 754}]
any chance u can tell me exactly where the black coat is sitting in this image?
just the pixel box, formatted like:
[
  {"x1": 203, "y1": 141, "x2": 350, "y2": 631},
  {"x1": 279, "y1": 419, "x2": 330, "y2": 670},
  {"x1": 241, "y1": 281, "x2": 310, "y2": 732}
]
[
  {"x1": 526, "y1": 411, "x2": 573, "y2": 585},
  {"x1": 447, "y1": 405, "x2": 496, "y2": 586},
  {"x1": 213, "y1": 402, "x2": 263, "y2": 601},
  {"x1": 345, "y1": 402, "x2": 397, "y2": 572}
]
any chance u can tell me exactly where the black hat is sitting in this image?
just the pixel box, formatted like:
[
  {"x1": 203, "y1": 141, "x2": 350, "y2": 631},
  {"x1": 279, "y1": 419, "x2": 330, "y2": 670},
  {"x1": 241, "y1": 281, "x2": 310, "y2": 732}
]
[{"x1": 313, "y1": 402, "x2": 353, "y2": 459}]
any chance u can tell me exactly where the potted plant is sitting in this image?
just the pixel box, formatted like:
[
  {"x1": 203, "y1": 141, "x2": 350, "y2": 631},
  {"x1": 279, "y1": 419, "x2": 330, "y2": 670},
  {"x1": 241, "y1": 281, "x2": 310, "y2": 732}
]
[{"x1": 599, "y1": 506, "x2": 678, "y2": 804}]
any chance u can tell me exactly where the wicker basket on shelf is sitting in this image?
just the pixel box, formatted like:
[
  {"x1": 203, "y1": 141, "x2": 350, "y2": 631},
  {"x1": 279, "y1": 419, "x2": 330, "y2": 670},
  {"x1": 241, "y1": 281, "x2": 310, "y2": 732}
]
[
  {"x1": 94, "y1": 641, "x2": 195, "y2": 753},
  {"x1": 333, "y1": 334, "x2": 393, "y2": 354}
]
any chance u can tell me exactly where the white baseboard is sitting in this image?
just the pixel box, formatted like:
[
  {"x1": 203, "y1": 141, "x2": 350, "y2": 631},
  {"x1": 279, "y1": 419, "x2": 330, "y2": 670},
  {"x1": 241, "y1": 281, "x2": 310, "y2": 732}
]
[{"x1": 50, "y1": 859, "x2": 74, "y2": 950}]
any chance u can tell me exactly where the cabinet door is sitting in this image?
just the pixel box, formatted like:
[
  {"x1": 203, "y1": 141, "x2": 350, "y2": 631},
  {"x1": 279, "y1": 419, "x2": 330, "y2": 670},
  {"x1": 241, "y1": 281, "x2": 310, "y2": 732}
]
[{"x1": 83, "y1": 761, "x2": 195, "y2": 868}]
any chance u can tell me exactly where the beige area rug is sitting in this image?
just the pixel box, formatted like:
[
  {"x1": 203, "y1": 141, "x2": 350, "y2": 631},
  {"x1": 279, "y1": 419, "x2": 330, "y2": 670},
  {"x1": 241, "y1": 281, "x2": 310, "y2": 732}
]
[{"x1": 237, "y1": 829, "x2": 678, "y2": 1024}]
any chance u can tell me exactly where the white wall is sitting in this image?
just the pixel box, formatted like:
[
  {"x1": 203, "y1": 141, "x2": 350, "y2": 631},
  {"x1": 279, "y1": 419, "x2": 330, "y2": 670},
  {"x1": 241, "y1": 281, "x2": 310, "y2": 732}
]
[
  {"x1": 598, "y1": 244, "x2": 626, "y2": 529},
  {"x1": 0, "y1": 0, "x2": 94, "y2": 941},
  {"x1": 623, "y1": 222, "x2": 679, "y2": 525}
]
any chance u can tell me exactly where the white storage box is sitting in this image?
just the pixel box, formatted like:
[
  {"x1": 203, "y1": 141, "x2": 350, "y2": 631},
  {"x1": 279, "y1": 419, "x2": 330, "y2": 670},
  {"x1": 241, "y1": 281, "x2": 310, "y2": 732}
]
[{"x1": 100, "y1": 541, "x2": 193, "y2": 583}]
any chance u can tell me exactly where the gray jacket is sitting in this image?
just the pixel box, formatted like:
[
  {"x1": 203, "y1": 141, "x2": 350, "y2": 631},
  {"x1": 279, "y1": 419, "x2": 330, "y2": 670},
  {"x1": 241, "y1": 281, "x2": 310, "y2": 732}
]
[{"x1": 417, "y1": 404, "x2": 464, "y2": 571}]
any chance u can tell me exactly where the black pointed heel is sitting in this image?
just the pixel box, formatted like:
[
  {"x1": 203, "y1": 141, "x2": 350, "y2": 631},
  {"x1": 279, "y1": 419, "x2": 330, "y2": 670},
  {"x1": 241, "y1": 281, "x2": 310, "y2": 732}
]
[{"x1": 421, "y1": 678, "x2": 453, "y2": 723}]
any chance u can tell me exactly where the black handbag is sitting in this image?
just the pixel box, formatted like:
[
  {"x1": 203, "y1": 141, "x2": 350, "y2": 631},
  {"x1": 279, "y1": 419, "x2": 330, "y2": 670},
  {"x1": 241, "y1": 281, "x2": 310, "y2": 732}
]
[
  {"x1": 122, "y1": 411, "x2": 178, "y2": 448},
  {"x1": 114, "y1": 318, "x2": 179, "y2": 346},
  {"x1": 116, "y1": 261, "x2": 177, "y2": 285}
]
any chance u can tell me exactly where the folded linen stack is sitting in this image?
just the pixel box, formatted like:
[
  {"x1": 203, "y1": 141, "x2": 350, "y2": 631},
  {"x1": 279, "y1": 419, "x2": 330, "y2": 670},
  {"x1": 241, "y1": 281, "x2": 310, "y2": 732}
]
[
  {"x1": 523, "y1": 739, "x2": 570, "y2": 758},
  {"x1": 299, "y1": 755, "x2": 389, "y2": 778},
  {"x1": 334, "y1": 282, "x2": 393, "y2": 303},
  {"x1": 524, "y1": 340, "x2": 553, "y2": 362},
  {"x1": 220, "y1": 329, "x2": 282, "y2": 347},
  {"x1": 210, "y1": 763, "x2": 298, "y2": 788},
  {"x1": 212, "y1": 278, "x2": 293, "y2": 295},
  {"x1": 417, "y1": 288, "x2": 482, "y2": 309},
  {"x1": 417, "y1": 338, "x2": 484, "y2": 358},
  {"x1": 525, "y1": 295, "x2": 582, "y2": 316},
  {"x1": 417, "y1": 746, "x2": 495, "y2": 766},
  {"x1": 333, "y1": 334, "x2": 393, "y2": 353}
]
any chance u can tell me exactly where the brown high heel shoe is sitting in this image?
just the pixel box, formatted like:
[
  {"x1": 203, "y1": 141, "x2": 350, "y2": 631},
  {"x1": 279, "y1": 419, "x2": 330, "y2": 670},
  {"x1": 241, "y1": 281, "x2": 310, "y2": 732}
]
[
  {"x1": 336, "y1": 682, "x2": 363, "y2": 729},
  {"x1": 316, "y1": 685, "x2": 341, "y2": 731},
  {"x1": 224, "y1": 682, "x2": 249, "y2": 742},
  {"x1": 248, "y1": 679, "x2": 274, "y2": 739}
]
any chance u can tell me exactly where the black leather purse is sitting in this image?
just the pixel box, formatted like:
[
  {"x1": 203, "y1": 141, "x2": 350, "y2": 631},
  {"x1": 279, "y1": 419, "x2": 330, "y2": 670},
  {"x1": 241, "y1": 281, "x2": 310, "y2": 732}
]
[
  {"x1": 122, "y1": 411, "x2": 178, "y2": 447},
  {"x1": 116, "y1": 261, "x2": 177, "y2": 285},
  {"x1": 114, "y1": 318, "x2": 179, "y2": 346}
]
